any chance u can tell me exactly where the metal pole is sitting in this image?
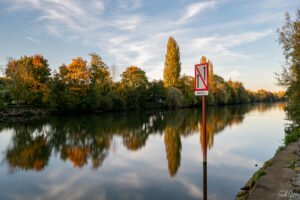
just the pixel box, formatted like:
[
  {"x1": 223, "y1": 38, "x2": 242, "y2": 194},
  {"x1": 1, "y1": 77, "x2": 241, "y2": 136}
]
[
  {"x1": 202, "y1": 95, "x2": 207, "y2": 200},
  {"x1": 202, "y1": 96, "x2": 207, "y2": 163}
]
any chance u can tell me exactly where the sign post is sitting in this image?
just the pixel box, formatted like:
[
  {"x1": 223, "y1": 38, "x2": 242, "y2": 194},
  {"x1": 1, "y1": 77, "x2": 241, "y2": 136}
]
[
  {"x1": 194, "y1": 62, "x2": 209, "y2": 200},
  {"x1": 194, "y1": 62, "x2": 209, "y2": 163}
]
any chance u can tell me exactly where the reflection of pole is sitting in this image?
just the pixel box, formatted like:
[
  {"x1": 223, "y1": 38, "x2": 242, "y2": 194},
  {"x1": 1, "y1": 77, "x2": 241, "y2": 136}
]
[
  {"x1": 202, "y1": 95, "x2": 207, "y2": 200},
  {"x1": 203, "y1": 162, "x2": 207, "y2": 200}
]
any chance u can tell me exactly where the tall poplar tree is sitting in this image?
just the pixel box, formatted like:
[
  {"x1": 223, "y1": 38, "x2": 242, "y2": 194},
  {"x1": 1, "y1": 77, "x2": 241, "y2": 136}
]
[
  {"x1": 200, "y1": 56, "x2": 215, "y2": 104},
  {"x1": 163, "y1": 37, "x2": 181, "y2": 87}
]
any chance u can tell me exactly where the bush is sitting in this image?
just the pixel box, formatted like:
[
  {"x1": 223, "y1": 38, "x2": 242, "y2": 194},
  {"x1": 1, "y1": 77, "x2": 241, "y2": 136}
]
[
  {"x1": 166, "y1": 87, "x2": 185, "y2": 108},
  {"x1": 110, "y1": 94, "x2": 125, "y2": 111}
]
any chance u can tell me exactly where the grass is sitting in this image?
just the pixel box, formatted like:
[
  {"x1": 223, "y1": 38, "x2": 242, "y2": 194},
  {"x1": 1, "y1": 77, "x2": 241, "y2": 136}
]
[
  {"x1": 263, "y1": 158, "x2": 273, "y2": 168},
  {"x1": 253, "y1": 169, "x2": 266, "y2": 182},
  {"x1": 236, "y1": 164, "x2": 268, "y2": 199},
  {"x1": 284, "y1": 128, "x2": 300, "y2": 146}
]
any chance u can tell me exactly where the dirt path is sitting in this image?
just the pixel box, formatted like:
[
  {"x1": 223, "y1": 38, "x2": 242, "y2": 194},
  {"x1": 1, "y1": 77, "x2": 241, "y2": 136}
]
[{"x1": 248, "y1": 141, "x2": 298, "y2": 200}]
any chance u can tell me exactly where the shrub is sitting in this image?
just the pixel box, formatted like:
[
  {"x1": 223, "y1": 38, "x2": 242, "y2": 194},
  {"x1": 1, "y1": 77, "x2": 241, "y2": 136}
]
[{"x1": 166, "y1": 87, "x2": 185, "y2": 108}]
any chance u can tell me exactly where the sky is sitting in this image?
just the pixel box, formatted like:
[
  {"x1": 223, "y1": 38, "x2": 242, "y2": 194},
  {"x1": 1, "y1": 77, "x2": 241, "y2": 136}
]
[{"x1": 0, "y1": 0, "x2": 299, "y2": 91}]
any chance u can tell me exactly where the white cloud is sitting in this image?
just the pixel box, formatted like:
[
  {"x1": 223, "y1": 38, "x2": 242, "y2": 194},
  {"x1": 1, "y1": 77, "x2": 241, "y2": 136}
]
[
  {"x1": 223, "y1": 29, "x2": 273, "y2": 47},
  {"x1": 92, "y1": 0, "x2": 105, "y2": 13},
  {"x1": 26, "y1": 36, "x2": 41, "y2": 44},
  {"x1": 111, "y1": 15, "x2": 142, "y2": 31},
  {"x1": 180, "y1": 1, "x2": 216, "y2": 22},
  {"x1": 192, "y1": 29, "x2": 272, "y2": 54},
  {"x1": 46, "y1": 25, "x2": 62, "y2": 37}
]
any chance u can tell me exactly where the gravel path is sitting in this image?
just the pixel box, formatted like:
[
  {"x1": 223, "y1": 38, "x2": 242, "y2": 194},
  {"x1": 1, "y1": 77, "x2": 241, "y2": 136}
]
[{"x1": 248, "y1": 140, "x2": 300, "y2": 200}]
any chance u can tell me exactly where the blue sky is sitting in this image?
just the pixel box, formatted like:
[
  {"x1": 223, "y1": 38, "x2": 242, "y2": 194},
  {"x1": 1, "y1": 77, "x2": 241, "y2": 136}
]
[{"x1": 0, "y1": 0, "x2": 299, "y2": 91}]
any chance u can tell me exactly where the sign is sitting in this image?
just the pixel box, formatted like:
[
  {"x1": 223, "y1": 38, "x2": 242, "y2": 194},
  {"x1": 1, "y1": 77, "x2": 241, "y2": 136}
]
[{"x1": 194, "y1": 63, "x2": 209, "y2": 96}]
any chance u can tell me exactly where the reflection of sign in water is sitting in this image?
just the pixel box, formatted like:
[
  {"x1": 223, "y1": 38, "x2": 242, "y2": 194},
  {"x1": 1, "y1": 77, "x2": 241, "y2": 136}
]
[{"x1": 194, "y1": 63, "x2": 209, "y2": 96}]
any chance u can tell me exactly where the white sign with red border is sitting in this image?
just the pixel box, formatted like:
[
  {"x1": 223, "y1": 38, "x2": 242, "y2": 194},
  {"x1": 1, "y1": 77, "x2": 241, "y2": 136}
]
[{"x1": 194, "y1": 63, "x2": 209, "y2": 96}]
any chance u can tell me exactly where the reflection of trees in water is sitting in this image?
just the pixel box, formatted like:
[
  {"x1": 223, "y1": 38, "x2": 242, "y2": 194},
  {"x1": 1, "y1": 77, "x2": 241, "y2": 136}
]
[
  {"x1": 0, "y1": 103, "x2": 284, "y2": 174},
  {"x1": 5, "y1": 123, "x2": 51, "y2": 172},
  {"x1": 164, "y1": 127, "x2": 181, "y2": 177},
  {"x1": 200, "y1": 105, "x2": 250, "y2": 150}
]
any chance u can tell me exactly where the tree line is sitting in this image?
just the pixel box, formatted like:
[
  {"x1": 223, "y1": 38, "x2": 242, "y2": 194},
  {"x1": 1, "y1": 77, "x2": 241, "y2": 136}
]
[
  {"x1": 277, "y1": 9, "x2": 300, "y2": 139},
  {"x1": 0, "y1": 37, "x2": 286, "y2": 113}
]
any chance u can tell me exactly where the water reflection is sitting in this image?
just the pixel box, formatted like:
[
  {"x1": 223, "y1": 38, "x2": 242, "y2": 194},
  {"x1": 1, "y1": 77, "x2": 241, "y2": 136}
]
[{"x1": 0, "y1": 103, "x2": 284, "y2": 177}]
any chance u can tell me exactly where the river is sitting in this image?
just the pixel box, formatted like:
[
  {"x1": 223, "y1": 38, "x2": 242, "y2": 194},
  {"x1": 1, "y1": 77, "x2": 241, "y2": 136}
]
[{"x1": 0, "y1": 103, "x2": 287, "y2": 200}]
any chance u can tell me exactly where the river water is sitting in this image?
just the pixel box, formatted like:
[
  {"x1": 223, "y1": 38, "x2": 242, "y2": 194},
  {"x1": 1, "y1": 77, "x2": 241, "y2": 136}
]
[{"x1": 0, "y1": 103, "x2": 287, "y2": 200}]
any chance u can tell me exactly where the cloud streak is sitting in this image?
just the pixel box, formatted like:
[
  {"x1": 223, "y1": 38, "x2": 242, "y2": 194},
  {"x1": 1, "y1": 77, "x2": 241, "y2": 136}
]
[
  {"x1": 26, "y1": 36, "x2": 41, "y2": 44},
  {"x1": 180, "y1": 1, "x2": 216, "y2": 22}
]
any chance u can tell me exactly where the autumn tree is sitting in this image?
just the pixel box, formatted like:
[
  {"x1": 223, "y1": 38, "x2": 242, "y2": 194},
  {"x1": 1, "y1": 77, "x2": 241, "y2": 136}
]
[
  {"x1": 277, "y1": 9, "x2": 300, "y2": 125},
  {"x1": 163, "y1": 37, "x2": 181, "y2": 87},
  {"x1": 50, "y1": 57, "x2": 91, "y2": 111},
  {"x1": 89, "y1": 53, "x2": 111, "y2": 93},
  {"x1": 121, "y1": 66, "x2": 148, "y2": 89},
  {"x1": 5, "y1": 55, "x2": 50, "y2": 105}
]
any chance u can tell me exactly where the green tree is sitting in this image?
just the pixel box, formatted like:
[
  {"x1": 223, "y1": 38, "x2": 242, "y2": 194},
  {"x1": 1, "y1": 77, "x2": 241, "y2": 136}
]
[
  {"x1": 120, "y1": 66, "x2": 149, "y2": 110},
  {"x1": 88, "y1": 53, "x2": 112, "y2": 109},
  {"x1": 213, "y1": 75, "x2": 231, "y2": 105},
  {"x1": 145, "y1": 80, "x2": 167, "y2": 108},
  {"x1": 277, "y1": 10, "x2": 300, "y2": 125},
  {"x1": 227, "y1": 80, "x2": 250, "y2": 104},
  {"x1": 177, "y1": 75, "x2": 197, "y2": 106},
  {"x1": 163, "y1": 37, "x2": 181, "y2": 87},
  {"x1": 48, "y1": 68, "x2": 66, "y2": 111}
]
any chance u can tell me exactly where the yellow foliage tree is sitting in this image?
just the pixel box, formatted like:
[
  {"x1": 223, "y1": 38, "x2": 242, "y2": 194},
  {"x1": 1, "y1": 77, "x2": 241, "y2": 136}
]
[{"x1": 163, "y1": 37, "x2": 181, "y2": 87}]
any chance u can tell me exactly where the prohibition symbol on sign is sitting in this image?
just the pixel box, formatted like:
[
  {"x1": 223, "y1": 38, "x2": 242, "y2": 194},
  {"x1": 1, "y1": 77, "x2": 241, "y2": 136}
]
[{"x1": 194, "y1": 63, "x2": 209, "y2": 96}]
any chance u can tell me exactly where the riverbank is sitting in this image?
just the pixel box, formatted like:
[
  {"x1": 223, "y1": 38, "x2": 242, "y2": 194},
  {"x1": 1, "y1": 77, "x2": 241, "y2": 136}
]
[
  {"x1": 0, "y1": 102, "x2": 286, "y2": 120},
  {"x1": 236, "y1": 130, "x2": 300, "y2": 200},
  {"x1": 0, "y1": 106, "x2": 49, "y2": 119}
]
